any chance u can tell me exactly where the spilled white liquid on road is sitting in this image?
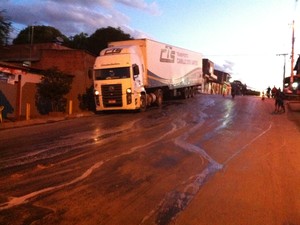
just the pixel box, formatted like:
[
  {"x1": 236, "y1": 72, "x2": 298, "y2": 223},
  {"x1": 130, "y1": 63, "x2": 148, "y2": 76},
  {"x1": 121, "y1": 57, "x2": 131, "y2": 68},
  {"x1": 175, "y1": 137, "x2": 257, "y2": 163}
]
[
  {"x1": 0, "y1": 119, "x2": 140, "y2": 170},
  {"x1": 0, "y1": 118, "x2": 180, "y2": 211},
  {"x1": 142, "y1": 98, "x2": 275, "y2": 225},
  {"x1": 140, "y1": 103, "x2": 225, "y2": 225},
  {"x1": 0, "y1": 161, "x2": 103, "y2": 210}
]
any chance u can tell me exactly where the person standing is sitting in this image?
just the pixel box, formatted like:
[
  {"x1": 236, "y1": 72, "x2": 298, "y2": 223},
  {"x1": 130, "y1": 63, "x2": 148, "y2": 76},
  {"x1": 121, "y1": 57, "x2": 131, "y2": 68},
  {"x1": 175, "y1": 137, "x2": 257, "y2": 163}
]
[
  {"x1": 231, "y1": 85, "x2": 236, "y2": 99},
  {"x1": 271, "y1": 86, "x2": 277, "y2": 98},
  {"x1": 266, "y1": 86, "x2": 271, "y2": 98},
  {"x1": 274, "y1": 88, "x2": 285, "y2": 113},
  {"x1": 222, "y1": 83, "x2": 227, "y2": 97},
  {"x1": 261, "y1": 91, "x2": 265, "y2": 100}
]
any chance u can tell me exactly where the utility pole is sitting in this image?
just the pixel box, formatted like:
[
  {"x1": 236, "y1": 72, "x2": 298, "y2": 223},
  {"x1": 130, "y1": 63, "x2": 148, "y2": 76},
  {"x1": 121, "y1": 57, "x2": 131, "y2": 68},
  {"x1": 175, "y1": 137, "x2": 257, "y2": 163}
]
[
  {"x1": 290, "y1": 20, "x2": 295, "y2": 87},
  {"x1": 29, "y1": 25, "x2": 34, "y2": 62},
  {"x1": 277, "y1": 53, "x2": 288, "y2": 90},
  {"x1": 290, "y1": 0, "x2": 298, "y2": 88}
]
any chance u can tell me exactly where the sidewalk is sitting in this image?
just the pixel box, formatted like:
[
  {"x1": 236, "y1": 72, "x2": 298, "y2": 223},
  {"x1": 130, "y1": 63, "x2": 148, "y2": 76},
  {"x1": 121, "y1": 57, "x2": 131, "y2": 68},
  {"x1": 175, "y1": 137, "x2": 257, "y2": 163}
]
[
  {"x1": 0, "y1": 111, "x2": 94, "y2": 130},
  {"x1": 286, "y1": 101, "x2": 300, "y2": 129},
  {"x1": 287, "y1": 100, "x2": 300, "y2": 111}
]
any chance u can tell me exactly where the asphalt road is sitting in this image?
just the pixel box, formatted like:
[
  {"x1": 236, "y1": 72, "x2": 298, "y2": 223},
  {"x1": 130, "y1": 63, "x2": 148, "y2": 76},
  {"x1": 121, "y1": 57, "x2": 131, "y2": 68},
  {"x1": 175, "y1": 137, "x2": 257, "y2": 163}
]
[{"x1": 0, "y1": 94, "x2": 299, "y2": 225}]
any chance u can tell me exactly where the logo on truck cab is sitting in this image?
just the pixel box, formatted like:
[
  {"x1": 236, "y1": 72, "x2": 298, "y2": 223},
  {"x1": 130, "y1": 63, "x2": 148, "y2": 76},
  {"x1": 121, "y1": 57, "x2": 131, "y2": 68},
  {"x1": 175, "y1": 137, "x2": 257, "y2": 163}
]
[{"x1": 104, "y1": 48, "x2": 122, "y2": 55}]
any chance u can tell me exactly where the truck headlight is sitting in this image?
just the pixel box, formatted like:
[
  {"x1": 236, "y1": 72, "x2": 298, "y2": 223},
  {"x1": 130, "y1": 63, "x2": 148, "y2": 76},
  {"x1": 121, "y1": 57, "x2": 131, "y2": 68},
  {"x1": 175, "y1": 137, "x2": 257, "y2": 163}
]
[
  {"x1": 126, "y1": 88, "x2": 132, "y2": 104},
  {"x1": 292, "y1": 82, "x2": 298, "y2": 90}
]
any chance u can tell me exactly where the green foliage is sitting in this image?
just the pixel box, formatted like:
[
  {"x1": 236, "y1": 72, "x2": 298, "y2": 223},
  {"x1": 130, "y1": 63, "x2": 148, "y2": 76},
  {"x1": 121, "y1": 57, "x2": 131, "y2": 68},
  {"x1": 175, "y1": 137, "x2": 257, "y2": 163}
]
[
  {"x1": 86, "y1": 26, "x2": 133, "y2": 55},
  {"x1": 13, "y1": 25, "x2": 68, "y2": 44},
  {"x1": 78, "y1": 85, "x2": 96, "y2": 111},
  {"x1": 0, "y1": 10, "x2": 11, "y2": 45},
  {"x1": 36, "y1": 68, "x2": 73, "y2": 114},
  {"x1": 12, "y1": 25, "x2": 133, "y2": 56},
  {"x1": 65, "y1": 32, "x2": 89, "y2": 50},
  {"x1": 10, "y1": 23, "x2": 133, "y2": 55},
  {"x1": 65, "y1": 27, "x2": 133, "y2": 55}
]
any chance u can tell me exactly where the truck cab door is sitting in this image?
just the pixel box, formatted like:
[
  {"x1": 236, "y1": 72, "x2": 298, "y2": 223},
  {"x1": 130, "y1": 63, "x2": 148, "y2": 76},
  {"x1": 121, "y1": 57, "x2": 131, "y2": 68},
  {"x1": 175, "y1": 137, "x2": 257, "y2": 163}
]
[{"x1": 133, "y1": 64, "x2": 143, "y2": 90}]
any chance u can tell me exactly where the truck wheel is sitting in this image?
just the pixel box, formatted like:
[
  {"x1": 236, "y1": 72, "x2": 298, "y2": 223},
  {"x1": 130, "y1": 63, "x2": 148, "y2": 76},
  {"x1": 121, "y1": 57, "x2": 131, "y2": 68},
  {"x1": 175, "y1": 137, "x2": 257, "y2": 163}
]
[
  {"x1": 193, "y1": 87, "x2": 198, "y2": 96},
  {"x1": 188, "y1": 87, "x2": 193, "y2": 98},
  {"x1": 190, "y1": 87, "x2": 195, "y2": 98},
  {"x1": 140, "y1": 93, "x2": 147, "y2": 112},
  {"x1": 182, "y1": 88, "x2": 189, "y2": 99},
  {"x1": 155, "y1": 89, "x2": 163, "y2": 107}
]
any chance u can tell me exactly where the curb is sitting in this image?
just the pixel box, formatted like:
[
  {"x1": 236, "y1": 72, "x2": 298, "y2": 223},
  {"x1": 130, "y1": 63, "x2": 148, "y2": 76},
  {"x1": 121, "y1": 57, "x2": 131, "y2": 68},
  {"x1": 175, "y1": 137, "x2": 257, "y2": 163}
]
[{"x1": 0, "y1": 112, "x2": 94, "y2": 130}]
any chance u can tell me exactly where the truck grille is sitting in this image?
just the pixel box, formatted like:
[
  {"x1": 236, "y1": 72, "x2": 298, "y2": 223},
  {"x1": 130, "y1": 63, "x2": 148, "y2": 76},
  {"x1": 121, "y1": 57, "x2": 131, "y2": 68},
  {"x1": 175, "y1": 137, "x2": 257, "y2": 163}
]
[{"x1": 101, "y1": 84, "x2": 123, "y2": 107}]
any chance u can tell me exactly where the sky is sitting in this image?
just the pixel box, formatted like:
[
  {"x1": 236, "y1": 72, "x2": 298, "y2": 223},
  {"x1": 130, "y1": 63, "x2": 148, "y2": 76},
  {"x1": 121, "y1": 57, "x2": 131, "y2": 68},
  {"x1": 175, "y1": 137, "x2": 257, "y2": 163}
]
[{"x1": 2, "y1": 0, "x2": 300, "y2": 91}]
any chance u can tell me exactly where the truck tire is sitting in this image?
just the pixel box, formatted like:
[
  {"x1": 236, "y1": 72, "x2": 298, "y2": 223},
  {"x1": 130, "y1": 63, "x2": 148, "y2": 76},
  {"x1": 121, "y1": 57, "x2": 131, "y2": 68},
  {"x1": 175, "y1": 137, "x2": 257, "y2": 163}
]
[
  {"x1": 182, "y1": 87, "x2": 189, "y2": 99},
  {"x1": 155, "y1": 89, "x2": 163, "y2": 107},
  {"x1": 190, "y1": 87, "x2": 195, "y2": 98},
  {"x1": 140, "y1": 93, "x2": 147, "y2": 112},
  {"x1": 193, "y1": 87, "x2": 198, "y2": 96},
  {"x1": 188, "y1": 87, "x2": 193, "y2": 98}
]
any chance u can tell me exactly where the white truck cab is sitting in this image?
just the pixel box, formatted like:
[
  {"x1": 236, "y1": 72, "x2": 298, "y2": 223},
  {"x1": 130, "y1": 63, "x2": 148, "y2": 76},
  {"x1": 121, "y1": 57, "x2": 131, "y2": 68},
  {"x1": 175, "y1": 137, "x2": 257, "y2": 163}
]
[{"x1": 93, "y1": 45, "x2": 146, "y2": 111}]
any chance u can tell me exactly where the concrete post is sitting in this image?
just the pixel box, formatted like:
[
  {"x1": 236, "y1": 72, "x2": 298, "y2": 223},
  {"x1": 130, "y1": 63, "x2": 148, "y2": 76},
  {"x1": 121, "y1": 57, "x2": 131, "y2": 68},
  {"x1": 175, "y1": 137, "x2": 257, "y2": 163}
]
[
  {"x1": 26, "y1": 103, "x2": 30, "y2": 121},
  {"x1": 68, "y1": 100, "x2": 73, "y2": 115},
  {"x1": 0, "y1": 105, "x2": 4, "y2": 123},
  {"x1": 16, "y1": 75, "x2": 22, "y2": 120}
]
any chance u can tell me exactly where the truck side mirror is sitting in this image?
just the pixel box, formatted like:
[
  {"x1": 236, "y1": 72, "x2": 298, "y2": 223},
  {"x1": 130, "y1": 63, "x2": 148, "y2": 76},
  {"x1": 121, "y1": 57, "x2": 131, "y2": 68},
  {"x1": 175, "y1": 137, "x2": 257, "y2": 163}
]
[{"x1": 133, "y1": 64, "x2": 140, "y2": 76}]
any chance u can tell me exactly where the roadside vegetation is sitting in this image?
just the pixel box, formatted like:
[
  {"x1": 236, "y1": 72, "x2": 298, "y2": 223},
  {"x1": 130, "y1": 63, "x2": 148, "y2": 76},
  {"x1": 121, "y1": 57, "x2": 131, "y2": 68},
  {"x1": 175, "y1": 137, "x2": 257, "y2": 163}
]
[{"x1": 36, "y1": 68, "x2": 73, "y2": 114}]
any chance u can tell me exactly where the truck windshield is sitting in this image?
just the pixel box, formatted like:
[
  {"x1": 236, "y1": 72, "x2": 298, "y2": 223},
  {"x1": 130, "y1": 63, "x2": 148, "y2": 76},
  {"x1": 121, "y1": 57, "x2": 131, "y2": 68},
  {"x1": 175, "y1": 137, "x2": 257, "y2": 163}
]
[{"x1": 94, "y1": 67, "x2": 130, "y2": 80}]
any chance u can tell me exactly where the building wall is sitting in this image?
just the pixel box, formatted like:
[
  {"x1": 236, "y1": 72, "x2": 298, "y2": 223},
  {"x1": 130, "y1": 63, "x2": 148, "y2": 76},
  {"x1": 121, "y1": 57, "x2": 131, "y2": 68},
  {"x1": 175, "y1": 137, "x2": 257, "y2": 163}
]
[
  {"x1": 1, "y1": 44, "x2": 96, "y2": 115},
  {"x1": 22, "y1": 83, "x2": 39, "y2": 117},
  {"x1": 0, "y1": 72, "x2": 42, "y2": 119},
  {"x1": 31, "y1": 49, "x2": 95, "y2": 113},
  {"x1": 0, "y1": 43, "x2": 70, "y2": 61},
  {"x1": 202, "y1": 58, "x2": 219, "y2": 94}
]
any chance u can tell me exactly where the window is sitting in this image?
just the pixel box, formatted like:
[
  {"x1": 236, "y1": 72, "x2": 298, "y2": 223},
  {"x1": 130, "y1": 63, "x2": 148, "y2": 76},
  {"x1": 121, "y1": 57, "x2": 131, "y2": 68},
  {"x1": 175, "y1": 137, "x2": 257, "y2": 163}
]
[{"x1": 94, "y1": 67, "x2": 130, "y2": 80}]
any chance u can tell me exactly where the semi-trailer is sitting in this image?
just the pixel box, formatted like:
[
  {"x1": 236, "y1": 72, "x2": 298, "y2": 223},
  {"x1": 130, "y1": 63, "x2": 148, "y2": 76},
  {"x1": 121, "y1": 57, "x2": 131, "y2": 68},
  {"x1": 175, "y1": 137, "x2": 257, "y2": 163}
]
[{"x1": 93, "y1": 39, "x2": 203, "y2": 111}]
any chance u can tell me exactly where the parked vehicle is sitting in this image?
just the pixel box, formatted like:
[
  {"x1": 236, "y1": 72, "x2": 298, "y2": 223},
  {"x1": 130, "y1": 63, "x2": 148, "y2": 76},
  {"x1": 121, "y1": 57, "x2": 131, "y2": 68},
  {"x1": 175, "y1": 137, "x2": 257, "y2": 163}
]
[
  {"x1": 283, "y1": 75, "x2": 300, "y2": 100},
  {"x1": 93, "y1": 39, "x2": 203, "y2": 111}
]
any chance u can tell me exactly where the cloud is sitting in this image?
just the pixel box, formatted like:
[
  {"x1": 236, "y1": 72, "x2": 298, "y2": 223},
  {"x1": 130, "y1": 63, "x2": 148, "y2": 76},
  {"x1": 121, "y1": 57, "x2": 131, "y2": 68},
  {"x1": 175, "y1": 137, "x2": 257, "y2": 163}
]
[
  {"x1": 2, "y1": 0, "x2": 160, "y2": 39},
  {"x1": 215, "y1": 60, "x2": 235, "y2": 74},
  {"x1": 116, "y1": 0, "x2": 161, "y2": 15}
]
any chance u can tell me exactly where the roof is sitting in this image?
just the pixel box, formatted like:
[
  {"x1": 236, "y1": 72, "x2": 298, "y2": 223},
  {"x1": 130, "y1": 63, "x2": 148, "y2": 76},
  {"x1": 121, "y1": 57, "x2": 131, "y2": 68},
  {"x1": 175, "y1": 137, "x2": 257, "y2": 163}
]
[{"x1": 0, "y1": 61, "x2": 29, "y2": 70}]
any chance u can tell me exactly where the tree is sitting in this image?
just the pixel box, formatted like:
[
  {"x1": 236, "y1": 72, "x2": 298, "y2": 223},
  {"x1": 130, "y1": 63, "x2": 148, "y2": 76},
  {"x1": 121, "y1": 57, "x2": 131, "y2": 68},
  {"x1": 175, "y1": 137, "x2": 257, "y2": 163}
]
[
  {"x1": 87, "y1": 26, "x2": 133, "y2": 55},
  {"x1": 78, "y1": 85, "x2": 96, "y2": 111},
  {"x1": 65, "y1": 32, "x2": 88, "y2": 50},
  {"x1": 0, "y1": 10, "x2": 11, "y2": 45},
  {"x1": 36, "y1": 68, "x2": 73, "y2": 114},
  {"x1": 13, "y1": 25, "x2": 68, "y2": 45},
  {"x1": 12, "y1": 25, "x2": 133, "y2": 55}
]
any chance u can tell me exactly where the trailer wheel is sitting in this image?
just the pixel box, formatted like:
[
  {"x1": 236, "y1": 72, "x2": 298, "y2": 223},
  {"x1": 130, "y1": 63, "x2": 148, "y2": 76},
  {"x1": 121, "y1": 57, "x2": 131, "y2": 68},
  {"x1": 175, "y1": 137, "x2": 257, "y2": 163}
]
[
  {"x1": 188, "y1": 87, "x2": 193, "y2": 98},
  {"x1": 190, "y1": 87, "x2": 195, "y2": 98},
  {"x1": 140, "y1": 93, "x2": 147, "y2": 112},
  {"x1": 182, "y1": 87, "x2": 189, "y2": 99},
  {"x1": 193, "y1": 87, "x2": 198, "y2": 96},
  {"x1": 155, "y1": 89, "x2": 163, "y2": 107}
]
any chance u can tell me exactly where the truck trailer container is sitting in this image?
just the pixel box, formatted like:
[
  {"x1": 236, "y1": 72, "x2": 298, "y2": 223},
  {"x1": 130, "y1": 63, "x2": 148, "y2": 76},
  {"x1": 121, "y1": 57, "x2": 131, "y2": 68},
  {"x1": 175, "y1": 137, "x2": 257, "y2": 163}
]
[{"x1": 93, "y1": 39, "x2": 203, "y2": 111}]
